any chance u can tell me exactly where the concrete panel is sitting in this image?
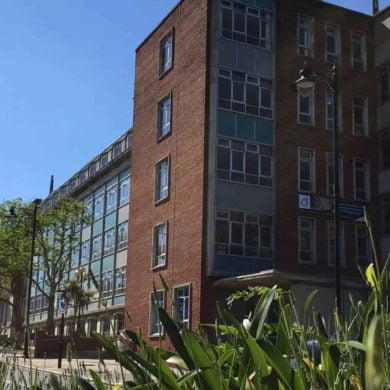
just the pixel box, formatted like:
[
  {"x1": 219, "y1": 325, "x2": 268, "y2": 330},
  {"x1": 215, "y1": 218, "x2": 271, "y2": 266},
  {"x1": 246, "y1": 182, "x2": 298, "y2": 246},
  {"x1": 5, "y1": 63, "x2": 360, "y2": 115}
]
[
  {"x1": 115, "y1": 250, "x2": 127, "y2": 268},
  {"x1": 118, "y1": 204, "x2": 129, "y2": 224},
  {"x1": 219, "y1": 39, "x2": 236, "y2": 69},
  {"x1": 216, "y1": 181, "x2": 274, "y2": 214},
  {"x1": 81, "y1": 226, "x2": 91, "y2": 242}
]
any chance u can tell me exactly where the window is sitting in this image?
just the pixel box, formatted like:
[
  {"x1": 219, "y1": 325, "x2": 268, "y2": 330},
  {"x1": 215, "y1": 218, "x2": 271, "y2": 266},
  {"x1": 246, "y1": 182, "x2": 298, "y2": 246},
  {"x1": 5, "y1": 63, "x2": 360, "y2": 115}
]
[
  {"x1": 356, "y1": 225, "x2": 371, "y2": 266},
  {"x1": 327, "y1": 221, "x2": 345, "y2": 267},
  {"x1": 157, "y1": 94, "x2": 171, "y2": 139},
  {"x1": 352, "y1": 97, "x2": 368, "y2": 136},
  {"x1": 106, "y1": 184, "x2": 117, "y2": 214},
  {"x1": 159, "y1": 32, "x2": 173, "y2": 75},
  {"x1": 326, "y1": 153, "x2": 344, "y2": 197},
  {"x1": 119, "y1": 175, "x2": 130, "y2": 205},
  {"x1": 217, "y1": 137, "x2": 273, "y2": 187},
  {"x1": 299, "y1": 217, "x2": 316, "y2": 264},
  {"x1": 218, "y1": 68, "x2": 273, "y2": 118},
  {"x1": 89, "y1": 161, "x2": 98, "y2": 176},
  {"x1": 149, "y1": 290, "x2": 165, "y2": 336},
  {"x1": 380, "y1": 129, "x2": 390, "y2": 170},
  {"x1": 101, "y1": 316, "x2": 111, "y2": 335},
  {"x1": 92, "y1": 234, "x2": 102, "y2": 260},
  {"x1": 155, "y1": 157, "x2": 169, "y2": 203},
  {"x1": 79, "y1": 169, "x2": 88, "y2": 184},
  {"x1": 354, "y1": 158, "x2": 369, "y2": 201},
  {"x1": 103, "y1": 228, "x2": 115, "y2": 256},
  {"x1": 114, "y1": 266, "x2": 126, "y2": 295},
  {"x1": 152, "y1": 222, "x2": 167, "y2": 268},
  {"x1": 114, "y1": 314, "x2": 124, "y2": 335},
  {"x1": 215, "y1": 209, "x2": 273, "y2": 258},
  {"x1": 101, "y1": 270, "x2": 113, "y2": 298},
  {"x1": 298, "y1": 93, "x2": 314, "y2": 125},
  {"x1": 173, "y1": 285, "x2": 190, "y2": 329},
  {"x1": 81, "y1": 240, "x2": 90, "y2": 265},
  {"x1": 382, "y1": 194, "x2": 390, "y2": 235},
  {"x1": 70, "y1": 177, "x2": 78, "y2": 191},
  {"x1": 351, "y1": 31, "x2": 366, "y2": 70},
  {"x1": 379, "y1": 66, "x2": 390, "y2": 104},
  {"x1": 325, "y1": 23, "x2": 340, "y2": 63},
  {"x1": 71, "y1": 245, "x2": 80, "y2": 268},
  {"x1": 94, "y1": 191, "x2": 104, "y2": 220},
  {"x1": 87, "y1": 318, "x2": 97, "y2": 336},
  {"x1": 117, "y1": 222, "x2": 128, "y2": 250},
  {"x1": 325, "y1": 89, "x2": 335, "y2": 130},
  {"x1": 220, "y1": 0, "x2": 273, "y2": 49},
  {"x1": 297, "y1": 15, "x2": 313, "y2": 57},
  {"x1": 101, "y1": 152, "x2": 109, "y2": 167},
  {"x1": 299, "y1": 148, "x2": 315, "y2": 193},
  {"x1": 112, "y1": 142, "x2": 122, "y2": 158}
]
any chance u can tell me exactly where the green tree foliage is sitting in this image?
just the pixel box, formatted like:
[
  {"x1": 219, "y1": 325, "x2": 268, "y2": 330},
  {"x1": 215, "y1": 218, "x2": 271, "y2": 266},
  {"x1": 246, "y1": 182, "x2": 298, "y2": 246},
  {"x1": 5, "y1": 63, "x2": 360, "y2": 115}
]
[
  {"x1": 34, "y1": 197, "x2": 89, "y2": 335},
  {"x1": 0, "y1": 199, "x2": 34, "y2": 346}
]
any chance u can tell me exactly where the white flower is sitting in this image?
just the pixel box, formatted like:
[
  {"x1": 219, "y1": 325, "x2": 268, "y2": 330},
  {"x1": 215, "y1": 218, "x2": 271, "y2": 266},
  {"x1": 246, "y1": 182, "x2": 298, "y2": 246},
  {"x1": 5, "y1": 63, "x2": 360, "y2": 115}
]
[{"x1": 243, "y1": 318, "x2": 251, "y2": 331}]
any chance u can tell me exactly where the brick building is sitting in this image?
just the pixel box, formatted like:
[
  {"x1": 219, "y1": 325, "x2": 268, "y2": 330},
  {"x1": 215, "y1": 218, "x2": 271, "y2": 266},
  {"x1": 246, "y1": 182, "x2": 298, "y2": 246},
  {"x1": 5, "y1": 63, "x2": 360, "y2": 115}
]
[{"x1": 25, "y1": 0, "x2": 388, "y2": 341}]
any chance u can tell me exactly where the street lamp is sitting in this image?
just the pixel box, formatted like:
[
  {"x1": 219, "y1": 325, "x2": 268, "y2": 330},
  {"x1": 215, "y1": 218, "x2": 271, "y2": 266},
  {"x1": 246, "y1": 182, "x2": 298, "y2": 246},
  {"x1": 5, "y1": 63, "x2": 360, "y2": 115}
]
[
  {"x1": 24, "y1": 198, "x2": 42, "y2": 359},
  {"x1": 292, "y1": 64, "x2": 342, "y2": 315},
  {"x1": 75, "y1": 266, "x2": 86, "y2": 334}
]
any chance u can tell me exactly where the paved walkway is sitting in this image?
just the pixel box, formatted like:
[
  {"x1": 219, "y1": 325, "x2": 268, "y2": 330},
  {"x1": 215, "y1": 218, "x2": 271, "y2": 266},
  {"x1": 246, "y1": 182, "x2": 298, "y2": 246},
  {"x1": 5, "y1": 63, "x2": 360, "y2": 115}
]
[{"x1": 1, "y1": 351, "x2": 130, "y2": 387}]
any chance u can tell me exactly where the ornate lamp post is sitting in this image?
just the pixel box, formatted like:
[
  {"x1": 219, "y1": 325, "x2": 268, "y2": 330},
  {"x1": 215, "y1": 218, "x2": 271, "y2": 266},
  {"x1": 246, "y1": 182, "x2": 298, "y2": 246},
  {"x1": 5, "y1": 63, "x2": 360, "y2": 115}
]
[
  {"x1": 292, "y1": 64, "x2": 342, "y2": 315},
  {"x1": 24, "y1": 198, "x2": 42, "y2": 359}
]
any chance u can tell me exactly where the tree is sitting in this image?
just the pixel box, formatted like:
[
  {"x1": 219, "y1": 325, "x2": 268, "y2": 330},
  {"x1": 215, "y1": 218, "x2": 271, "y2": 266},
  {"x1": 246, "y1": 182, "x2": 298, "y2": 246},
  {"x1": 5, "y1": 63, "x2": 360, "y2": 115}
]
[
  {"x1": 0, "y1": 199, "x2": 33, "y2": 347},
  {"x1": 64, "y1": 278, "x2": 96, "y2": 335},
  {"x1": 34, "y1": 197, "x2": 89, "y2": 335}
]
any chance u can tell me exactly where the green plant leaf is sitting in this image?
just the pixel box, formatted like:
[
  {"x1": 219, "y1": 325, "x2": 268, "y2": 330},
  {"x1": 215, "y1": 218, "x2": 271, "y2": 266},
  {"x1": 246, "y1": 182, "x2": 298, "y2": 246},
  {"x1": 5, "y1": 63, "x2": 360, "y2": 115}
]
[
  {"x1": 89, "y1": 370, "x2": 107, "y2": 390},
  {"x1": 76, "y1": 376, "x2": 96, "y2": 390}
]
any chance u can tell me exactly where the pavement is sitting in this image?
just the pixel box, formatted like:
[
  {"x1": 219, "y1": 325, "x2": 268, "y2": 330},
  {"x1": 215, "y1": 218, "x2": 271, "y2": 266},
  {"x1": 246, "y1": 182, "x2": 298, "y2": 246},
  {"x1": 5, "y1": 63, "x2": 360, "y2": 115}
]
[{"x1": 1, "y1": 350, "x2": 130, "y2": 387}]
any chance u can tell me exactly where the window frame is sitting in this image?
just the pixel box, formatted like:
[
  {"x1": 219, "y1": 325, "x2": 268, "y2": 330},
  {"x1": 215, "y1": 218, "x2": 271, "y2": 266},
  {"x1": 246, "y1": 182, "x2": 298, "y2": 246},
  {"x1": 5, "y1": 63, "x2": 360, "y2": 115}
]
[
  {"x1": 297, "y1": 92, "x2": 314, "y2": 125},
  {"x1": 351, "y1": 30, "x2": 367, "y2": 71},
  {"x1": 353, "y1": 158, "x2": 370, "y2": 201},
  {"x1": 103, "y1": 227, "x2": 116, "y2": 256},
  {"x1": 324, "y1": 23, "x2": 340, "y2": 64},
  {"x1": 159, "y1": 30, "x2": 174, "y2": 76},
  {"x1": 149, "y1": 290, "x2": 165, "y2": 337},
  {"x1": 215, "y1": 209, "x2": 273, "y2": 259},
  {"x1": 114, "y1": 266, "x2": 126, "y2": 295},
  {"x1": 154, "y1": 156, "x2": 170, "y2": 204},
  {"x1": 152, "y1": 221, "x2": 168, "y2": 269},
  {"x1": 173, "y1": 284, "x2": 191, "y2": 330},
  {"x1": 157, "y1": 93, "x2": 172, "y2": 140},
  {"x1": 297, "y1": 14, "x2": 314, "y2": 57},
  {"x1": 380, "y1": 128, "x2": 390, "y2": 171},
  {"x1": 117, "y1": 221, "x2": 128, "y2": 251},
  {"x1": 355, "y1": 224, "x2": 371, "y2": 267},
  {"x1": 379, "y1": 65, "x2": 390, "y2": 104},
  {"x1": 298, "y1": 148, "x2": 315, "y2": 193},
  {"x1": 352, "y1": 96, "x2": 368, "y2": 136},
  {"x1": 298, "y1": 217, "x2": 316, "y2": 265}
]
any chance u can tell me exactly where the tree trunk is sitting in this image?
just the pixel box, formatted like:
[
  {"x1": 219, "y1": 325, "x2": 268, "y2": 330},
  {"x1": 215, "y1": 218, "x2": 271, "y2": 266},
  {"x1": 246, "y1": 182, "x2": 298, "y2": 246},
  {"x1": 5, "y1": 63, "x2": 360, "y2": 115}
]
[
  {"x1": 46, "y1": 291, "x2": 56, "y2": 335},
  {"x1": 10, "y1": 274, "x2": 27, "y2": 349}
]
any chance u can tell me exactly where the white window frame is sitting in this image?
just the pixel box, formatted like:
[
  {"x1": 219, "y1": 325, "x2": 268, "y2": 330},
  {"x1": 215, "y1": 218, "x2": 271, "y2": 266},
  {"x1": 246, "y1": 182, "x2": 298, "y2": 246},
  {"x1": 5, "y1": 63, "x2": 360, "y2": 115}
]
[
  {"x1": 218, "y1": 68, "x2": 273, "y2": 119},
  {"x1": 298, "y1": 148, "x2": 315, "y2": 193},
  {"x1": 354, "y1": 158, "x2": 370, "y2": 201},
  {"x1": 325, "y1": 23, "x2": 340, "y2": 63},
  {"x1": 152, "y1": 222, "x2": 167, "y2": 268},
  {"x1": 159, "y1": 32, "x2": 173, "y2": 75},
  {"x1": 352, "y1": 96, "x2": 368, "y2": 136},
  {"x1": 299, "y1": 217, "x2": 316, "y2": 264},
  {"x1": 149, "y1": 290, "x2": 165, "y2": 337},
  {"x1": 351, "y1": 30, "x2": 367, "y2": 71},
  {"x1": 114, "y1": 266, "x2": 126, "y2": 295},
  {"x1": 298, "y1": 92, "x2": 314, "y2": 125},
  {"x1": 94, "y1": 191, "x2": 104, "y2": 220},
  {"x1": 92, "y1": 234, "x2": 102, "y2": 260},
  {"x1": 119, "y1": 175, "x2": 130, "y2": 206},
  {"x1": 117, "y1": 221, "x2": 128, "y2": 251},
  {"x1": 101, "y1": 270, "x2": 113, "y2": 298},
  {"x1": 157, "y1": 94, "x2": 172, "y2": 140},
  {"x1": 215, "y1": 209, "x2": 273, "y2": 258},
  {"x1": 326, "y1": 153, "x2": 344, "y2": 197},
  {"x1": 155, "y1": 156, "x2": 170, "y2": 203},
  {"x1": 105, "y1": 183, "x2": 117, "y2": 214},
  {"x1": 355, "y1": 224, "x2": 371, "y2": 266},
  {"x1": 297, "y1": 14, "x2": 314, "y2": 57},
  {"x1": 173, "y1": 284, "x2": 191, "y2": 330},
  {"x1": 103, "y1": 228, "x2": 115, "y2": 256},
  {"x1": 216, "y1": 137, "x2": 273, "y2": 187},
  {"x1": 220, "y1": 0, "x2": 273, "y2": 50},
  {"x1": 327, "y1": 221, "x2": 345, "y2": 267}
]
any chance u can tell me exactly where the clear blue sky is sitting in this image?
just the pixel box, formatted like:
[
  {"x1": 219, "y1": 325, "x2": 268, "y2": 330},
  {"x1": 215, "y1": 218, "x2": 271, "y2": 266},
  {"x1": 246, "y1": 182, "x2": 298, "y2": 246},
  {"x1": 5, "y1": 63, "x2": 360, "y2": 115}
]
[{"x1": 0, "y1": 0, "x2": 387, "y2": 202}]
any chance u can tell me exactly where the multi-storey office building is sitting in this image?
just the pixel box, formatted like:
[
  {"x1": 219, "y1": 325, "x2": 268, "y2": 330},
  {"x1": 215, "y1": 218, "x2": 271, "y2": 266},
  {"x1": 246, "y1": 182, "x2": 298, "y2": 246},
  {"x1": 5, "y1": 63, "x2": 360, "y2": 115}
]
[
  {"x1": 127, "y1": 0, "x2": 380, "y2": 339},
  {"x1": 375, "y1": 6, "x2": 390, "y2": 260},
  {"x1": 29, "y1": 0, "x2": 387, "y2": 341},
  {"x1": 30, "y1": 130, "x2": 131, "y2": 336}
]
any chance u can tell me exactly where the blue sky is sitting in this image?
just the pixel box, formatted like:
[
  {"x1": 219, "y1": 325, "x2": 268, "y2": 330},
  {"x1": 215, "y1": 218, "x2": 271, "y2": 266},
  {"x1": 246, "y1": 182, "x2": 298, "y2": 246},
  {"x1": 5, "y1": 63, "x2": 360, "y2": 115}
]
[{"x1": 0, "y1": 0, "x2": 387, "y2": 202}]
